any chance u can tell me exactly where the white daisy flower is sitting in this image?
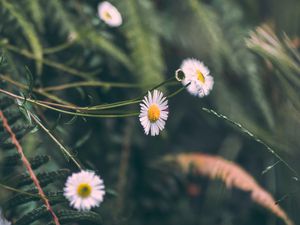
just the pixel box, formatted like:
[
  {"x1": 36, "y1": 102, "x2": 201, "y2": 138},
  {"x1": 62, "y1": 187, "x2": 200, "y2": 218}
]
[
  {"x1": 64, "y1": 170, "x2": 105, "y2": 211},
  {"x1": 98, "y1": 1, "x2": 122, "y2": 27},
  {"x1": 139, "y1": 89, "x2": 169, "y2": 136},
  {"x1": 180, "y1": 58, "x2": 214, "y2": 97},
  {"x1": 0, "y1": 209, "x2": 11, "y2": 225}
]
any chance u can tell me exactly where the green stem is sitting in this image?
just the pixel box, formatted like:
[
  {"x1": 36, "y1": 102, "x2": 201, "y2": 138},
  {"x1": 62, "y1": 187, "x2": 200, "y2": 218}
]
[
  {"x1": 77, "y1": 77, "x2": 177, "y2": 111},
  {"x1": 43, "y1": 40, "x2": 76, "y2": 55},
  {"x1": 0, "y1": 182, "x2": 40, "y2": 198},
  {"x1": 29, "y1": 112, "x2": 83, "y2": 170},
  {"x1": 0, "y1": 77, "x2": 182, "y2": 118},
  {"x1": 167, "y1": 86, "x2": 186, "y2": 98},
  {"x1": 3, "y1": 43, "x2": 93, "y2": 79},
  {"x1": 42, "y1": 81, "x2": 151, "y2": 91},
  {"x1": 201, "y1": 107, "x2": 299, "y2": 180},
  {"x1": 0, "y1": 74, "x2": 75, "y2": 106},
  {"x1": 1, "y1": 75, "x2": 178, "y2": 112}
]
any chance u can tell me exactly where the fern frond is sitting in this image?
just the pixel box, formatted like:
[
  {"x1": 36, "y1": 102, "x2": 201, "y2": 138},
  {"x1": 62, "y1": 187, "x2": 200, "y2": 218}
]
[
  {"x1": 15, "y1": 169, "x2": 70, "y2": 188},
  {"x1": 0, "y1": 109, "x2": 60, "y2": 224},
  {"x1": 185, "y1": 0, "x2": 224, "y2": 71},
  {"x1": 46, "y1": 0, "x2": 132, "y2": 71},
  {"x1": 116, "y1": 0, "x2": 165, "y2": 85},
  {"x1": 25, "y1": 0, "x2": 44, "y2": 32},
  {"x1": 7, "y1": 190, "x2": 64, "y2": 209},
  {"x1": 3, "y1": 154, "x2": 50, "y2": 170},
  {"x1": 14, "y1": 205, "x2": 49, "y2": 225},
  {"x1": 48, "y1": 210, "x2": 103, "y2": 225},
  {"x1": 15, "y1": 207, "x2": 103, "y2": 225},
  {"x1": 82, "y1": 29, "x2": 133, "y2": 71},
  {"x1": 165, "y1": 153, "x2": 294, "y2": 225},
  {"x1": 0, "y1": 120, "x2": 32, "y2": 142},
  {"x1": 1, "y1": 0, "x2": 43, "y2": 75},
  {"x1": 0, "y1": 94, "x2": 102, "y2": 224}
]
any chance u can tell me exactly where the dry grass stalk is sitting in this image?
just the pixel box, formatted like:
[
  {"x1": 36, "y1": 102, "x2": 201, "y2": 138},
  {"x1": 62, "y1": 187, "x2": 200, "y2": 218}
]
[{"x1": 165, "y1": 153, "x2": 293, "y2": 225}]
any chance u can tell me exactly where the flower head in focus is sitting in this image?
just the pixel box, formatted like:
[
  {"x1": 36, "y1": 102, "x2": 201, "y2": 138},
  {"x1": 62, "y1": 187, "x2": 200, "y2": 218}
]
[
  {"x1": 180, "y1": 58, "x2": 214, "y2": 97},
  {"x1": 98, "y1": 1, "x2": 122, "y2": 27},
  {"x1": 64, "y1": 170, "x2": 105, "y2": 211},
  {"x1": 139, "y1": 90, "x2": 169, "y2": 136}
]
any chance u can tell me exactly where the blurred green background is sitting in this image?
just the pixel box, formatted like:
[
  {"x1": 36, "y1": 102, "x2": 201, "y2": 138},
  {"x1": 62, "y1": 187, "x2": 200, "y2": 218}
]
[{"x1": 0, "y1": 0, "x2": 299, "y2": 224}]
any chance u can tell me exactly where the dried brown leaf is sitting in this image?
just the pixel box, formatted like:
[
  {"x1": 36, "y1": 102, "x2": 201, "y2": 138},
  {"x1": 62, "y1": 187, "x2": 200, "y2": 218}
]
[{"x1": 165, "y1": 153, "x2": 293, "y2": 225}]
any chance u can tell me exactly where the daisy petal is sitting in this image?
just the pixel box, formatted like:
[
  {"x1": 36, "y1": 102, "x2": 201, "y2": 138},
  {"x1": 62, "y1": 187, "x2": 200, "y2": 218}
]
[{"x1": 139, "y1": 89, "x2": 169, "y2": 136}]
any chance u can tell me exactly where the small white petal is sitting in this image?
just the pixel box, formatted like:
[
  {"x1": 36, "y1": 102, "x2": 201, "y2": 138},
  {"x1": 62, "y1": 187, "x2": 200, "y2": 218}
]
[
  {"x1": 180, "y1": 58, "x2": 214, "y2": 97},
  {"x1": 139, "y1": 90, "x2": 168, "y2": 136},
  {"x1": 98, "y1": 1, "x2": 122, "y2": 27},
  {"x1": 64, "y1": 170, "x2": 105, "y2": 211},
  {"x1": 0, "y1": 209, "x2": 11, "y2": 225}
]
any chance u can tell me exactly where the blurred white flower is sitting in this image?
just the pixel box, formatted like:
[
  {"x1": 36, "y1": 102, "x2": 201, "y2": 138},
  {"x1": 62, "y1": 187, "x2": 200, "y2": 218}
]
[
  {"x1": 64, "y1": 170, "x2": 105, "y2": 211},
  {"x1": 139, "y1": 90, "x2": 168, "y2": 136},
  {"x1": 98, "y1": 1, "x2": 122, "y2": 27},
  {"x1": 0, "y1": 209, "x2": 11, "y2": 225},
  {"x1": 180, "y1": 58, "x2": 214, "y2": 97},
  {"x1": 67, "y1": 32, "x2": 78, "y2": 42}
]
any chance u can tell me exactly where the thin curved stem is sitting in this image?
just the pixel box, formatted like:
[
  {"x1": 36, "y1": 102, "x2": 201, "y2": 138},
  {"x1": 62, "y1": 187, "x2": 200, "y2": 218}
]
[
  {"x1": 0, "y1": 74, "x2": 75, "y2": 106},
  {"x1": 43, "y1": 40, "x2": 76, "y2": 55},
  {"x1": 0, "y1": 182, "x2": 41, "y2": 198},
  {"x1": 1, "y1": 75, "x2": 178, "y2": 112},
  {"x1": 201, "y1": 107, "x2": 299, "y2": 180},
  {"x1": 85, "y1": 77, "x2": 177, "y2": 111},
  {"x1": 0, "y1": 88, "x2": 139, "y2": 117},
  {"x1": 167, "y1": 86, "x2": 186, "y2": 98},
  {"x1": 0, "y1": 77, "x2": 182, "y2": 118},
  {"x1": 42, "y1": 81, "x2": 150, "y2": 91},
  {"x1": 3, "y1": 43, "x2": 93, "y2": 79},
  {"x1": 29, "y1": 112, "x2": 83, "y2": 170}
]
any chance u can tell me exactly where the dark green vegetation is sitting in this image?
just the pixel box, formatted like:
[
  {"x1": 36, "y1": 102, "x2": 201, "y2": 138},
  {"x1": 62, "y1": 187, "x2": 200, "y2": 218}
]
[{"x1": 0, "y1": 0, "x2": 299, "y2": 225}]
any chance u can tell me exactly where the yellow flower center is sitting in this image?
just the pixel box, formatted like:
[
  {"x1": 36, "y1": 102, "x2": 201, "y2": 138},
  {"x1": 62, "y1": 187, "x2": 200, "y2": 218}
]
[
  {"x1": 103, "y1": 11, "x2": 112, "y2": 20},
  {"x1": 196, "y1": 69, "x2": 205, "y2": 83},
  {"x1": 77, "y1": 183, "x2": 92, "y2": 198},
  {"x1": 148, "y1": 104, "x2": 161, "y2": 123}
]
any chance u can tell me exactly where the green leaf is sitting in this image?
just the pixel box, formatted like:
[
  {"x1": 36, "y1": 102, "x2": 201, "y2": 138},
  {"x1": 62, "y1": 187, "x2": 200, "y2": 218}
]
[
  {"x1": 117, "y1": 0, "x2": 165, "y2": 85},
  {"x1": 15, "y1": 205, "x2": 49, "y2": 225},
  {"x1": 1, "y1": 0, "x2": 43, "y2": 75},
  {"x1": 15, "y1": 169, "x2": 70, "y2": 188},
  {"x1": 48, "y1": 210, "x2": 103, "y2": 225}
]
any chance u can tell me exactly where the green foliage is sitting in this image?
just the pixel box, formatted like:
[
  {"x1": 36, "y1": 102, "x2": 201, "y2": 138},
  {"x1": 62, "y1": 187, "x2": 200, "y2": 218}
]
[
  {"x1": 45, "y1": 0, "x2": 133, "y2": 72},
  {"x1": 0, "y1": 0, "x2": 43, "y2": 75},
  {"x1": 48, "y1": 210, "x2": 102, "y2": 225},
  {"x1": 25, "y1": 0, "x2": 43, "y2": 32},
  {"x1": 4, "y1": 154, "x2": 50, "y2": 169},
  {"x1": 0, "y1": 0, "x2": 299, "y2": 225},
  {"x1": 116, "y1": 0, "x2": 165, "y2": 85},
  {"x1": 0, "y1": 95, "x2": 103, "y2": 225}
]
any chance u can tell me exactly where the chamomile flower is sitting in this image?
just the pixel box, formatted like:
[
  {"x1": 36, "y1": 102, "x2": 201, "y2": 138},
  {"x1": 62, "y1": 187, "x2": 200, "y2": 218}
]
[
  {"x1": 139, "y1": 89, "x2": 168, "y2": 136},
  {"x1": 98, "y1": 1, "x2": 122, "y2": 27},
  {"x1": 180, "y1": 58, "x2": 214, "y2": 97},
  {"x1": 0, "y1": 209, "x2": 11, "y2": 225},
  {"x1": 64, "y1": 170, "x2": 105, "y2": 211}
]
